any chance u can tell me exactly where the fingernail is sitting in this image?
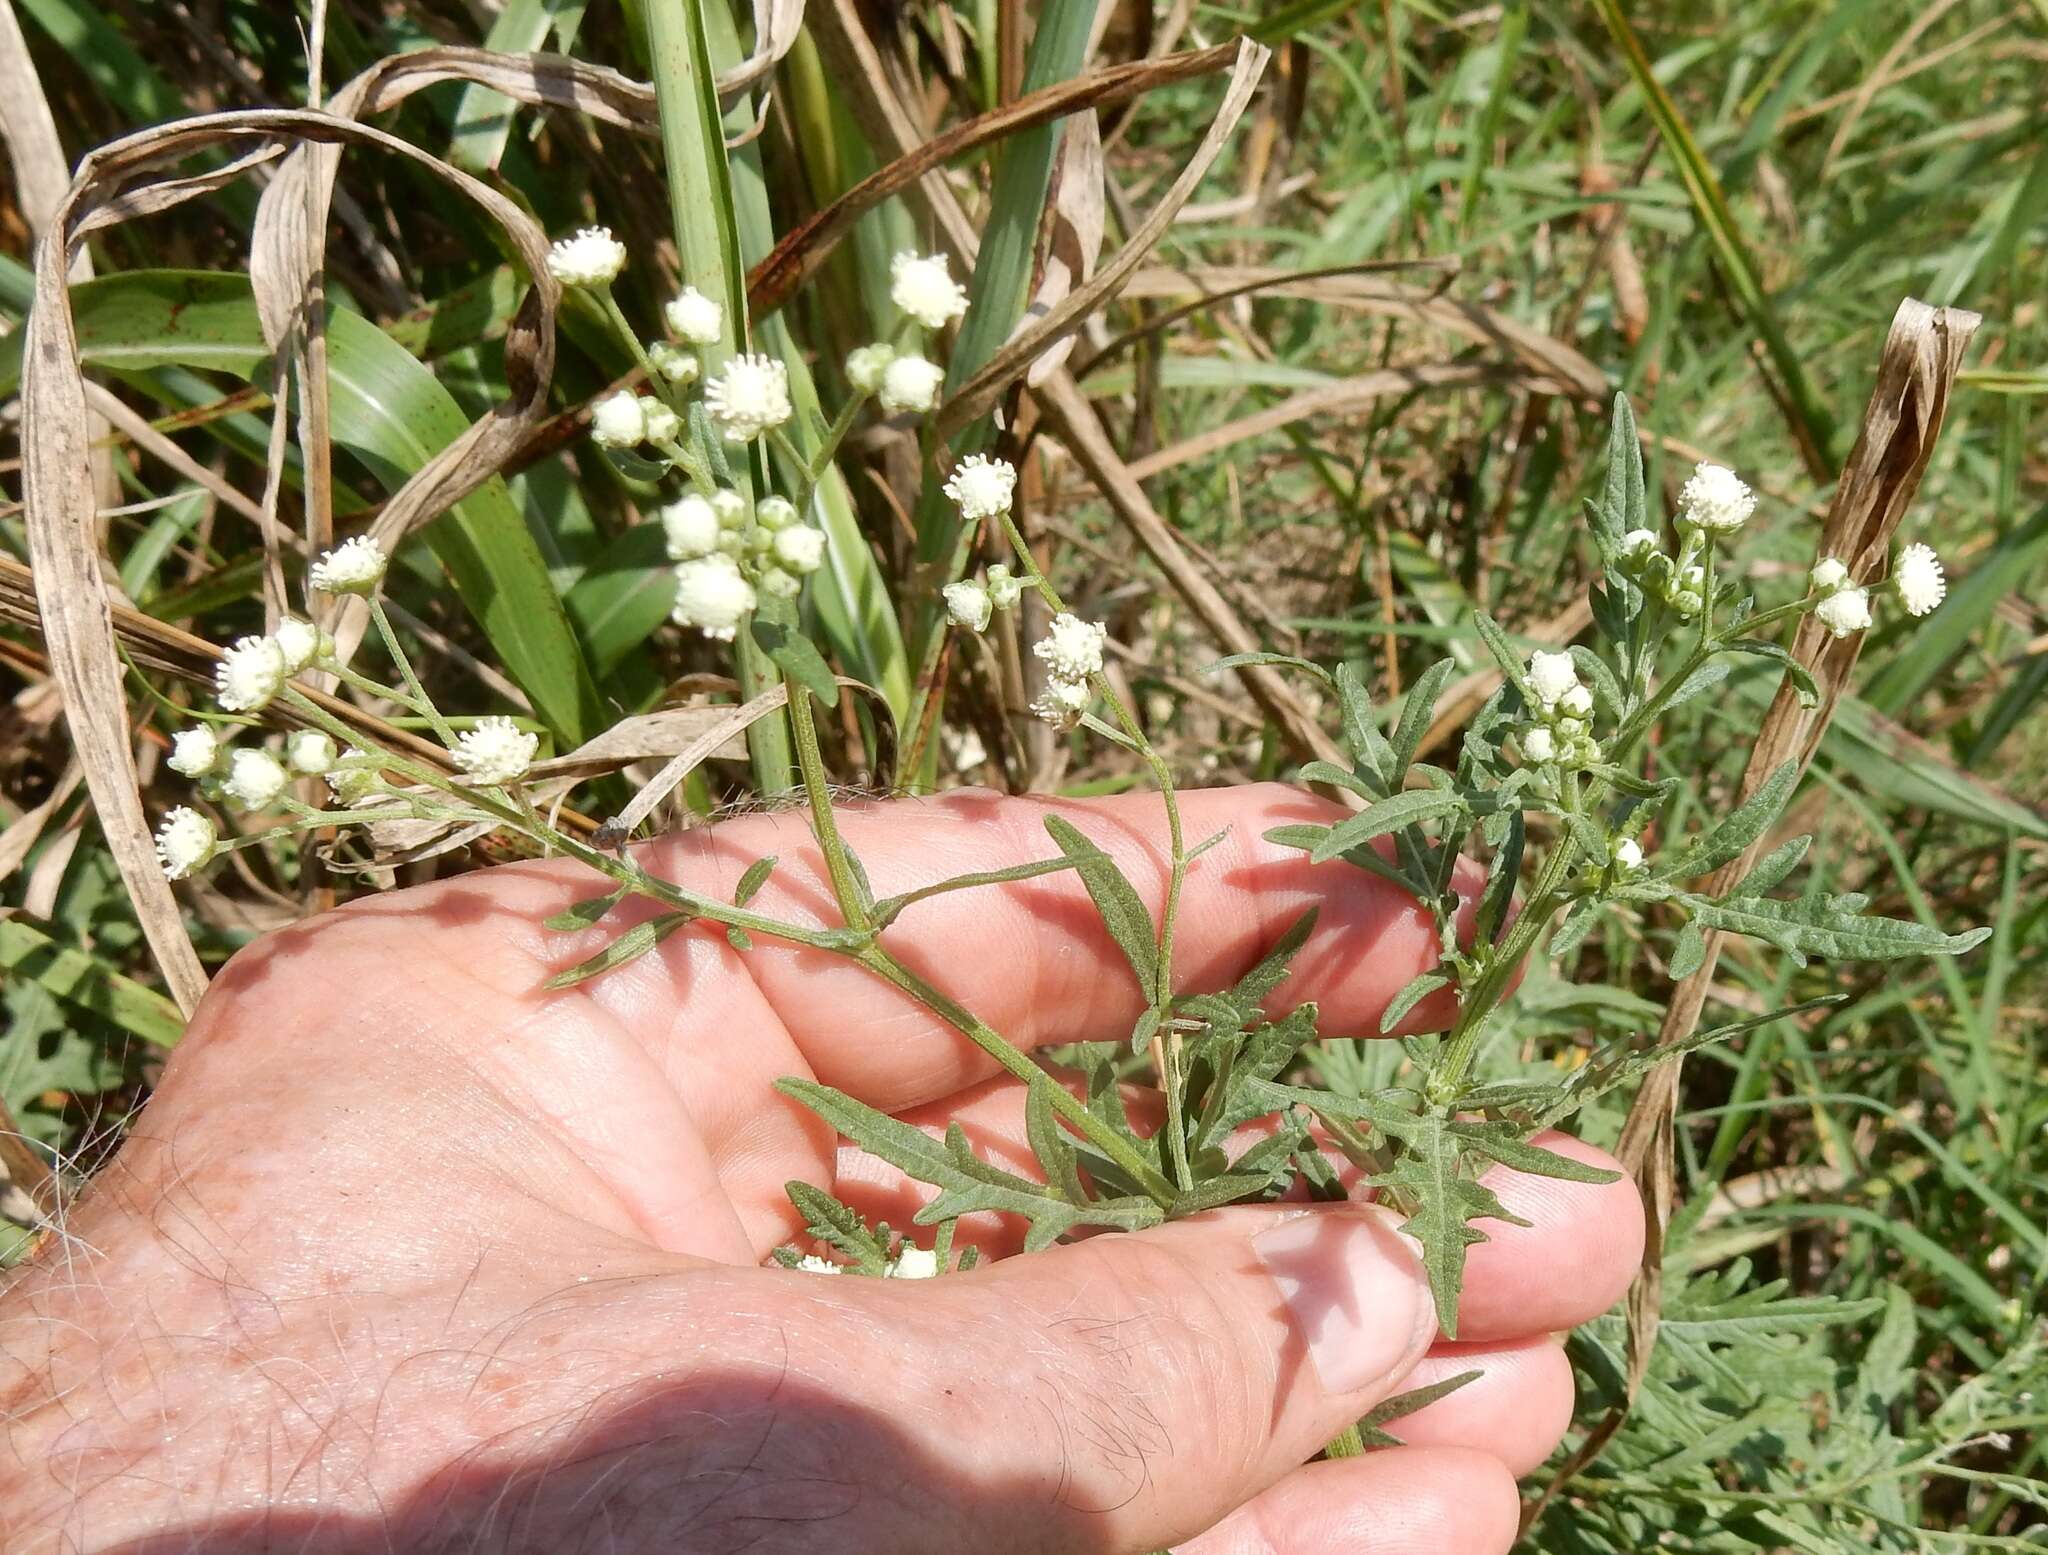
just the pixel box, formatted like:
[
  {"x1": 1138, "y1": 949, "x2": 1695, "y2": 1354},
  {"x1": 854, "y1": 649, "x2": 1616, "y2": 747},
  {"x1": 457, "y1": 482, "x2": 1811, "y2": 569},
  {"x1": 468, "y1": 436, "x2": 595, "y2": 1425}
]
[{"x1": 1254, "y1": 1206, "x2": 1432, "y2": 1395}]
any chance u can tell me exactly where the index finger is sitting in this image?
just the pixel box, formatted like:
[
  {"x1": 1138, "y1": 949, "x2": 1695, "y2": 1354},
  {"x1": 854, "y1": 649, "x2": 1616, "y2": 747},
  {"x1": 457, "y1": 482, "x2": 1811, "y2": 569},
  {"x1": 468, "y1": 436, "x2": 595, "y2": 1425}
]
[{"x1": 619, "y1": 781, "x2": 1485, "y2": 1113}]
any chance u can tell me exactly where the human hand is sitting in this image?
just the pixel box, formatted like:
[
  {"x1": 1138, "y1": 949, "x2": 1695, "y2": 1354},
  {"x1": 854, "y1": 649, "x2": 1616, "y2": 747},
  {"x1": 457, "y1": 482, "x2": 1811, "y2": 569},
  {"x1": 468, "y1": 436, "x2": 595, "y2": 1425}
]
[{"x1": 0, "y1": 784, "x2": 1642, "y2": 1554}]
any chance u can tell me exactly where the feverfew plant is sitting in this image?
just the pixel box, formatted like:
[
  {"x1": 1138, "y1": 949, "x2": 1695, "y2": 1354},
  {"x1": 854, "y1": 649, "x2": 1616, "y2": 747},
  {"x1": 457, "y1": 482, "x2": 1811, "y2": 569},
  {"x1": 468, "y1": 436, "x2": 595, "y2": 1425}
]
[{"x1": 155, "y1": 309, "x2": 1984, "y2": 1438}]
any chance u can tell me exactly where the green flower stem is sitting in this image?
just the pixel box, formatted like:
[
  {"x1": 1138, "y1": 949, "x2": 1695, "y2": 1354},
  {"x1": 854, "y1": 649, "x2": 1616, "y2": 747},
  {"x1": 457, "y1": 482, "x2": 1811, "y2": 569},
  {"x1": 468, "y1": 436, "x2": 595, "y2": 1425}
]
[
  {"x1": 852, "y1": 943, "x2": 1180, "y2": 1206},
  {"x1": 785, "y1": 676, "x2": 870, "y2": 933},
  {"x1": 594, "y1": 286, "x2": 664, "y2": 399},
  {"x1": 782, "y1": 391, "x2": 867, "y2": 516},
  {"x1": 366, "y1": 600, "x2": 459, "y2": 748}
]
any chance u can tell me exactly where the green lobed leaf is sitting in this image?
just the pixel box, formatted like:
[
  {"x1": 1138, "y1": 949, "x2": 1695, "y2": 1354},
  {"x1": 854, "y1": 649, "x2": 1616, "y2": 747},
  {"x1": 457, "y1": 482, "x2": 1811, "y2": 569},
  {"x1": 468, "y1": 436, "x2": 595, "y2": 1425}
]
[
  {"x1": 784, "y1": 1180, "x2": 890, "y2": 1275},
  {"x1": 1373, "y1": 1113, "x2": 1529, "y2": 1337},
  {"x1": 1044, "y1": 814, "x2": 1160, "y2": 999},
  {"x1": 1683, "y1": 893, "x2": 1991, "y2": 967},
  {"x1": 1664, "y1": 761, "x2": 1800, "y2": 881},
  {"x1": 1351, "y1": 1369, "x2": 1484, "y2": 1448}
]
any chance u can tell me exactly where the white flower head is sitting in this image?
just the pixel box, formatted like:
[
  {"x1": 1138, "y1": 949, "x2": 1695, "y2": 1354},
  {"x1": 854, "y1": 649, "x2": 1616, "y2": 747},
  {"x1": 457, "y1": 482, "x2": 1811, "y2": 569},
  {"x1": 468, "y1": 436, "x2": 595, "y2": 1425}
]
[
  {"x1": 704, "y1": 354, "x2": 793, "y2": 442},
  {"x1": 1894, "y1": 543, "x2": 1946, "y2": 617},
  {"x1": 794, "y1": 1255, "x2": 842, "y2": 1275},
  {"x1": 272, "y1": 617, "x2": 323, "y2": 674},
  {"x1": 943, "y1": 579, "x2": 992, "y2": 632},
  {"x1": 223, "y1": 748, "x2": 288, "y2": 810},
  {"x1": 1034, "y1": 613, "x2": 1107, "y2": 683},
  {"x1": 1521, "y1": 725, "x2": 1557, "y2": 764},
  {"x1": 877, "y1": 354, "x2": 945, "y2": 416},
  {"x1": 1613, "y1": 837, "x2": 1644, "y2": 871},
  {"x1": 638, "y1": 395, "x2": 680, "y2": 446},
  {"x1": 546, "y1": 226, "x2": 626, "y2": 287},
  {"x1": 943, "y1": 455, "x2": 1017, "y2": 522},
  {"x1": 167, "y1": 726, "x2": 222, "y2": 778},
  {"x1": 590, "y1": 390, "x2": 648, "y2": 448},
  {"x1": 661, "y1": 495, "x2": 721, "y2": 562},
  {"x1": 1031, "y1": 677, "x2": 1091, "y2": 729},
  {"x1": 756, "y1": 496, "x2": 799, "y2": 532},
  {"x1": 155, "y1": 806, "x2": 216, "y2": 881},
  {"x1": 646, "y1": 342, "x2": 699, "y2": 385},
  {"x1": 1558, "y1": 684, "x2": 1594, "y2": 719},
  {"x1": 453, "y1": 716, "x2": 539, "y2": 787},
  {"x1": 772, "y1": 525, "x2": 826, "y2": 576},
  {"x1": 664, "y1": 286, "x2": 724, "y2": 346},
  {"x1": 1677, "y1": 462, "x2": 1756, "y2": 534},
  {"x1": 886, "y1": 1244, "x2": 940, "y2": 1279},
  {"x1": 712, "y1": 490, "x2": 750, "y2": 530},
  {"x1": 985, "y1": 563, "x2": 1027, "y2": 610},
  {"x1": 1814, "y1": 585, "x2": 1872, "y2": 640},
  {"x1": 672, "y1": 554, "x2": 756, "y2": 641},
  {"x1": 889, "y1": 252, "x2": 968, "y2": 330},
  {"x1": 308, "y1": 536, "x2": 387, "y2": 597},
  {"x1": 215, "y1": 635, "x2": 287, "y2": 712},
  {"x1": 757, "y1": 566, "x2": 801, "y2": 599},
  {"x1": 286, "y1": 730, "x2": 337, "y2": 776},
  {"x1": 1619, "y1": 528, "x2": 1659, "y2": 559},
  {"x1": 1526, "y1": 649, "x2": 1580, "y2": 709},
  {"x1": 846, "y1": 343, "x2": 895, "y2": 394},
  {"x1": 1809, "y1": 556, "x2": 1850, "y2": 595}
]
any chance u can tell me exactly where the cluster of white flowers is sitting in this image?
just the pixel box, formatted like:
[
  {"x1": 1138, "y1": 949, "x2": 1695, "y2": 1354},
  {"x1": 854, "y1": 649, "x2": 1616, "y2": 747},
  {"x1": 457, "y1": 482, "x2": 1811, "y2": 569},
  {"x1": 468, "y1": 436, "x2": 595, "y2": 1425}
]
[
  {"x1": 837, "y1": 250, "x2": 965, "y2": 419},
  {"x1": 154, "y1": 707, "x2": 356, "y2": 878},
  {"x1": 788, "y1": 1244, "x2": 940, "y2": 1278},
  {"x1": 1611, "y1": 463, "x2": 1757, "y2": 618},
  {"x1": 1807, "y1": 542, "x2": 1946, "y2": 640},
  {"x1": 703, "y1": 353, "x2": 794, "y2": 444},
  {"x1": 1518, "y1": 650, "x2": 1600, "y2": 771},
  {"x1": 662, "y1": 489, "x2": 828, "y2": 641},
  {"x1": 1029, "y1": 614, "x2": 1108, "y2": 729},
  {"x1": 453, "y1": 716, "x2": 539, "y2": 787},
  {"x1": 1676, "y1": 462, "x2": 1757, "y2": 535}
]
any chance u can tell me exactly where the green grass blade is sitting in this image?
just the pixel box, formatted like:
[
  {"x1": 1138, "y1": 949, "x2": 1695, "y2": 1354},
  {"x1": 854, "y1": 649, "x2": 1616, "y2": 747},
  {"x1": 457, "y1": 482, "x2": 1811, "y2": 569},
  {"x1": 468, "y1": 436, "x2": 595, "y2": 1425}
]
[{"x1": 0, "y1": 918, "x2": 186, "y2": 1049}]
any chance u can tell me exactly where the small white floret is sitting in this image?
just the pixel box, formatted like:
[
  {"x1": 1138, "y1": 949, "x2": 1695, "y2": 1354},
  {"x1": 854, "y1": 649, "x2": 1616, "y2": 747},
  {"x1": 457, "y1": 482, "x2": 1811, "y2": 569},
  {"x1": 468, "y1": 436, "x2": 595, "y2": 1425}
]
[
  {"x1": 155, "y1": 806, "x2": 216, "y2": 881},
  {"x1": 986, "y1": 563, "x2": 1026, "y2": 609},
  {"x1": 1034, "y1": 613, "x2": 1107, "y2": 683},
  {"x1": 167, "y1": 727, "x2": 222, "y2": 778},
  {"x1": 794, "y1": 1255, "x2": 842, "y2": 1275},
  {"x1": 664, "y1": 286, "x2": 724, "y2": 345},
  {"x1": 308, "y1": 536, "x2": 388, "y2": 597},
  {"x1": 1031, "y1": 677, "x2": 1091, "y2": 728},
  {"x1": 846, "y1": 343, "x2": 895, "y2": 394},
  {"x1": 942, "y1": 455, "x2": 1018, "y2": 522},
  {"x1": 325, "y1": 753, "x2": 379, "y2": 805},
  {"x1": 1677, "y1": 462, "x2": 1756, "y2": 534},
  {"x1": 704, "y1": 354, "x2": 793, "y2": 442},
  {"x1": 1814, "y1": 586, "x2": 1872, "y2": 640},
  {"x1": 886, "y1": 1245, "x2": 940, "y2": 1279},
  {"x1": 647, "y1": 342, "x2": 699, "y2": 385},
  {"x1": 590, "y1": 390, "x2": 648, "y2": 448},
  {"x1": 286, "y1": 731, "x2": 337, "y2": 776},
  {"x1": 1613, "y1": 838, "x2": 1644, "y2": 871},
  {"x1": 1894, "y1": 543, "x2": 1946, "y2": 617},
  {"x1": 943, "y1": 580, "x2": 992, "y2": 632},
  {"x1": 215, "y1": 635, "x2": 287, "y2": 712},
  {"x1": 661, "y1": 495, "x2": 722, "y2": 561},
  {"x1": 672, "y1": 554, "x2": 757, "y2": 641},
  {"x1": 756, "y1": 497, "x2": 798, "y2": 532},
  {"x1": 1558, "y1": 684, "x2": 1594, "y2": 718},
  {"x1": 639, "y1": 396, "x2": 680, "y2": 446},
  {"x1": 453, "y1": 716, "x2": 539, "y2": 787},
  {"x1": 1521, "y1": 726, "x2": 1556, "y2": 764},
  {"x1": 1526, "y1": 650, "x2": 1580, "y2": 709},
  {"x1": 272, "y1": 617, "x2": 323, "y2": 674},
  {"x1": 889, "y1": 252, "x2": 969, "y2": 330},
  {"x1": 223, "y1": 748, "x2": 288, "y2": 810},
  {"x1": 877, "y1": 354, "x2": 945, "y2": 416},
  {"x1": 772, "y1": 525, "x2": 826, "y2": 575},
  {"x1": 1809, "y1": 557, "x2": 1850, "y2": 594},
  {"x1": 1620, "y1": 528, "x2": 1659, "y2": 558},
  {"x1": 546, "y1": 226, "x2": 626, "y2": 287}
]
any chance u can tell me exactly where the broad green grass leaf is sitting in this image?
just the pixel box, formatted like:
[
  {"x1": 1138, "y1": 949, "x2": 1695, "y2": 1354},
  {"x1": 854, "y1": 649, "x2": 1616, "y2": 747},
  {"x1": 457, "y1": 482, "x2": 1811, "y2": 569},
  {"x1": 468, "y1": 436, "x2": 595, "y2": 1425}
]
[
  {"x1": 11, "y1": 271, "x2": 605, "y2": 741},
  {"x1": 0, "y1": 919, "x2": 185, "y2": 1049}
]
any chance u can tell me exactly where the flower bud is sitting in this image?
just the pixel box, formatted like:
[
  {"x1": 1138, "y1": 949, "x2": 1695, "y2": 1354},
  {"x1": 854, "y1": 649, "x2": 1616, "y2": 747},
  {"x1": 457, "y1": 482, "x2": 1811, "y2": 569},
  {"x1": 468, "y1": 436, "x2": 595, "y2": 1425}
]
[
  {"x1": 846, "y1": 343, "x2": 895, "y2": 394},
  {"x1": 590, "y1": 390, "x2": 648, "y2": 448},
  {"x1": 943, "y1": 580, "x2": 992, "y2": 632}
]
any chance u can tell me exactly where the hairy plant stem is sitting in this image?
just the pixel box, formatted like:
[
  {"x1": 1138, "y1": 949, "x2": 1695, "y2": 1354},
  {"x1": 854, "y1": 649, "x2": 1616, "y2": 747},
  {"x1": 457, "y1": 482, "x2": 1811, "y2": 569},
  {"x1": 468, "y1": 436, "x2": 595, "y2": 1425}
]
[{"x1": 367, "y1": 600, "x2": 458, "y2": 747}]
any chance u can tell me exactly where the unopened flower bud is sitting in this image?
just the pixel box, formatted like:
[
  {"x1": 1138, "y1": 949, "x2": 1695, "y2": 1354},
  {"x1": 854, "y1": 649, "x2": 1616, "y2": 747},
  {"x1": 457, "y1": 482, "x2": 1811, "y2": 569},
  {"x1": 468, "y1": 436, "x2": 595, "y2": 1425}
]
[
  {"x1": 944, "y1": 580, "x2": 992, "y2": 632},
  {"x1": 846, "y1": 343, "x2": 895, "y2": 394}
]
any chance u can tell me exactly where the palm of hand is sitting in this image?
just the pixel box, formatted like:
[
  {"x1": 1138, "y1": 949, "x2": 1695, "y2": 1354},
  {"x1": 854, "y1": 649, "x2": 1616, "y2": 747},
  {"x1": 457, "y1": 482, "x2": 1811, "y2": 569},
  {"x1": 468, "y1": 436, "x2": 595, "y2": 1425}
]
[{"x1": 1, "y1": 786, "x2": 1642, "y2": 1555}]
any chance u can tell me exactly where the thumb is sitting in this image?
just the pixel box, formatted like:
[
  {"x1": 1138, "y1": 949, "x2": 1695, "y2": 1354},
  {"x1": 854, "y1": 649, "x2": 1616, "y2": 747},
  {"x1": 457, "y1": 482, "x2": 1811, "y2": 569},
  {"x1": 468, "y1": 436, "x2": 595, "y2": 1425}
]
[{"x1": 837, "y1": 1203, "x2": 1438, "y2": 1554}]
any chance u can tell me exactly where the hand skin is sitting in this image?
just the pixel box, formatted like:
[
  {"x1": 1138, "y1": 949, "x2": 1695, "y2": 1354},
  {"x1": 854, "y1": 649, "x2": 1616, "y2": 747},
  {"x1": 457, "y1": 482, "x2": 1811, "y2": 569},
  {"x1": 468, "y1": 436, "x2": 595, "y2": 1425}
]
[{"x1": 0, "y1": 784, "x2": 1643, "y2": 1555}]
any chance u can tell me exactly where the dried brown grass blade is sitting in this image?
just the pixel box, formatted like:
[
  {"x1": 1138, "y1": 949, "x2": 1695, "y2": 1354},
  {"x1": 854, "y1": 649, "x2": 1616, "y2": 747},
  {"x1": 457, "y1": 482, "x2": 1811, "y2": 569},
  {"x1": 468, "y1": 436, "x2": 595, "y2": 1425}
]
[
  {"x1": 746, "y1": 41, "x2": 1240, "y2": 315},
  {"x1": 1023, "y1": 108, "x2": 1106, "y2": 390},
  {"x1": 934, "y1": 40, "x2": 1271, "y2": 442},
  {"x1": 1524, "y1": 298, "x2": 1980, "y2": 1530},
  {"x1": 1123, "y1": 362, "x2": 1563, "y2": 483}
]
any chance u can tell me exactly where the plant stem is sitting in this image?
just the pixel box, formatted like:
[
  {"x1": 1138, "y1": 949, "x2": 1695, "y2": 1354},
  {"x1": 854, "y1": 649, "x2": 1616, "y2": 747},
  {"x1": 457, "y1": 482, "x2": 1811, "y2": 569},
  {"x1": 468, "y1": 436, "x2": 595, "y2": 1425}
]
[{"x1": 367, "y1": 600, "x2": 459, "y2": 747}]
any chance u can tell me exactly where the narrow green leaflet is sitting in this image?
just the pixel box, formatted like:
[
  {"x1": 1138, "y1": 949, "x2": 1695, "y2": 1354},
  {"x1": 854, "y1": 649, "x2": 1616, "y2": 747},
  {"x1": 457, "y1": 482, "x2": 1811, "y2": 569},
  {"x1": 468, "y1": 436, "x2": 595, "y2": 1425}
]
[
  {"x1": 542, "y1": 911, "x2": 692, "y2": 988},
  {"x1": 1379, "y1": 972, "x2": 1450, "y2": 1036},
  {"x1": 869, "y1": 853, "x2": 1095, "y2": 930},
  {"x1": 1663, "y1": 761, "x2": 1799, "y2": 881},
  {"x1": 733, "y1": 856, "x2": 777, "y2": 907},
  {"x1": 1044, "y1": 814, "x2": 1160, "y2": 998},
  {"x1": 1684, "y1": 893, "x2": 1991, "y2": 966},
  {"x1": 542, "y1": 885, "x2": 631, "y2": 931},
  {"x1": 1308, "y1": 789, "x2": 1467, "y2": 864},
  {"x1": 1388, "y1": 657, "x2": 1457, "y2": 777},
  {"x1": 1335, "y1": 660, "x2": 1397, "y2": 791},
  {"x1": 751, "y1": 594, "x2": 839, "y2": 707},
  {"x1": 1205, "y1": 651, "x2": 1337, "y2": 691},
  {"x1": 1351, "y1": 1369, "x2": 1484, "y2": 1449},
  {"x1": 1024, "y1": 1083, "x2": 1090, "y2": 1205}
]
